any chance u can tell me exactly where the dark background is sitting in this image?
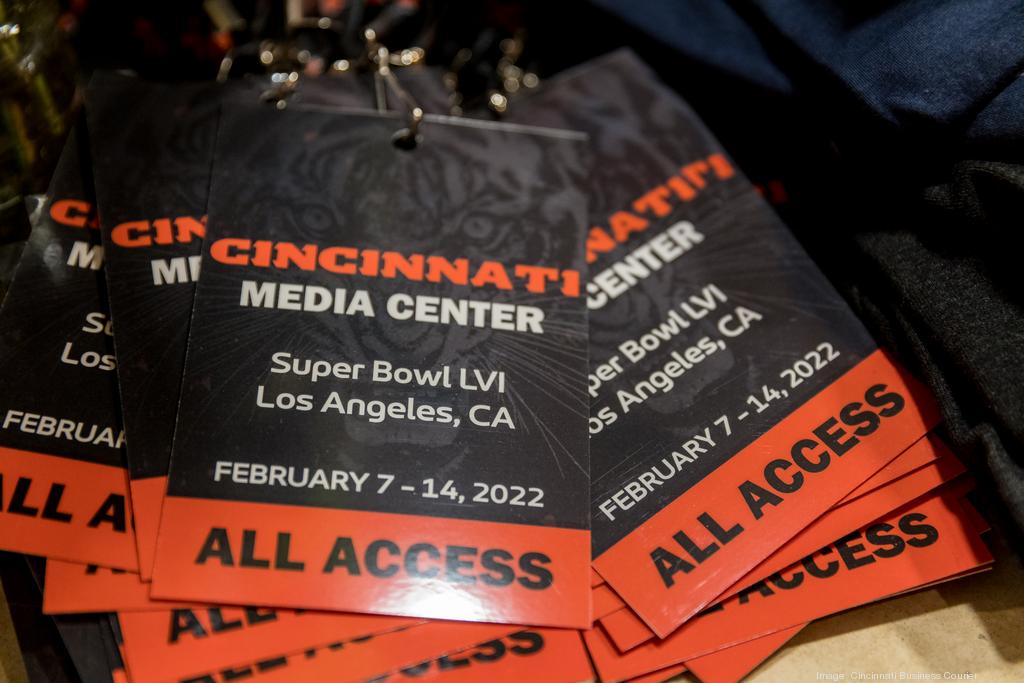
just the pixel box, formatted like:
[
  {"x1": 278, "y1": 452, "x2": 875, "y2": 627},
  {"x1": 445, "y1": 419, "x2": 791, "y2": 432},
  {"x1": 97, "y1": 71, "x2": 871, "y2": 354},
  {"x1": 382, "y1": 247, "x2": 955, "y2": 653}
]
[{"x1": 1, "y1": 2, "x2": 1021, "y2": 680}]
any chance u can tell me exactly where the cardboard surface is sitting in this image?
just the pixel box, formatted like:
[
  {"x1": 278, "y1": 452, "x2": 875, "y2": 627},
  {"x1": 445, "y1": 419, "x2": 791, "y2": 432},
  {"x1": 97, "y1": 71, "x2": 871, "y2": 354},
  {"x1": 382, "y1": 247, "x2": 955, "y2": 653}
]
[
  {"x1": 586, "y1": 493, "x2": 992, "y2": 681},
  {"x1": 0, "y1": 587, "x2": 27, "y2": 683},
  {"x1": 634, "y1": 518, "x2": 1022, "y2": 683},
  {"x1": 739, "y1": 529, "x2": 1024, "y2": 683},
  {"x1": 600, "y1": 445, "x2": 967, "y2": 650}
]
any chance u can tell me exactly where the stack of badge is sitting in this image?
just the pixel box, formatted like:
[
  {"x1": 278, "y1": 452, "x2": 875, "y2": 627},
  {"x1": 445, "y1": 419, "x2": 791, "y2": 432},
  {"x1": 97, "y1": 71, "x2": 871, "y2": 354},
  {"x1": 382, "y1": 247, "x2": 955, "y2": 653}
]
[{"x1": 0, "y1": 48, "x2": 993, "y2": 683}]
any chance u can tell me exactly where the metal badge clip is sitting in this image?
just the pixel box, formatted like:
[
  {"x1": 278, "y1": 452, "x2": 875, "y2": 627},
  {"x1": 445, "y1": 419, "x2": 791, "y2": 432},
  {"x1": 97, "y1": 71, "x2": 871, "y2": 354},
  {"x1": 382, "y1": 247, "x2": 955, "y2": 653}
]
[{"x1": 366, "y1": 28, "x2": 423, "y2": 149}]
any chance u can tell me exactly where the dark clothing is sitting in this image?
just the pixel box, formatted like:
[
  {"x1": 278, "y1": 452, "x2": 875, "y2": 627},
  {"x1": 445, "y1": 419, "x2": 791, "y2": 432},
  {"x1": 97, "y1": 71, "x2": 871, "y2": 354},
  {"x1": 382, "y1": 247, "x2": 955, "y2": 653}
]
[{"x1": 591, "y1": 0, "x2": 1024, "y2": 538}]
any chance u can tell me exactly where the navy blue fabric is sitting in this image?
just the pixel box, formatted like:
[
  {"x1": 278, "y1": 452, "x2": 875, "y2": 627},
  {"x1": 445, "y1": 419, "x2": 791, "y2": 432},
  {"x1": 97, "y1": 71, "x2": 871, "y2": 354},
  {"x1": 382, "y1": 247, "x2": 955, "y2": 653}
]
[
  {"x1": 592, "y1": 1, "x2": 1024, "y2": 148},
  {"x1": 589, "y1": 0, "x2": 1024, "y2": 542},
  {"x1": 968, "y1": 75, "x2": 1024, "y2": 156},
  {"x1": 588, "y1": 1, "x2": 795, "y2": 95},
  {"x1": 593, "y1": 0, "x2": 1024, "y2": 126},
  {"x1": 748, "y1": 1, "x2": 1024, "y2": 128}
]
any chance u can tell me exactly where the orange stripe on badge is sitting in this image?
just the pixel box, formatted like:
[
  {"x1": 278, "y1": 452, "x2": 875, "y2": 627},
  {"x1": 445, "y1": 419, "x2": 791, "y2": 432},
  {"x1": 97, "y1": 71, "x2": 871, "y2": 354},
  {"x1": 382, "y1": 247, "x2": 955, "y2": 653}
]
[
  {"x1": 713, "y1": 440, "x2": 966, "y2": 603},
  {"x1": 599, "y1": 440, "x2": 967, "y2": 650},
  {"x1": 602, "y1": 606, "x2": 652, "y2": 652},
  {"x1": 119, "y1": 607, "x2": 416, "y2": 683},
  {"x1": 628, "y1": 664, "x2": 687, "y2": 683},
  {"x1": 622, "y1": 626, "x2": 798, "y2": 683},
  {"x1": 0, "y1": 446, "x2": 138, "y2": 571},
  {"x1": 363, "y1": 628, "x2": 594, "y2": 683},
  {"x1": 593, "y1": 350, "x2": 938, "y2": 637},
  {"x1": 685, "y1": 624, "x2": 805, "y2": 683},
  {"x1": 593, "y1": 582, "x2": 626, "y2": 619},
  {"x1": 42, "y1": 559, "x2": 199, "y2": 614},
  {"x1": 839, "y1": 433, "x2": 938, "y2": 503},
  {"x1": 129, "y1": 475, "x2": 166, "y2": 582},
  {"x1": 584, "y1": 492, "x2": 992, "y2": 681},
  {"x1": 151, "y1": 498, "x2": 591, "y2": 628},
  {"x1": 239, "y1": 622, "x2": 519, "y2": 683}
]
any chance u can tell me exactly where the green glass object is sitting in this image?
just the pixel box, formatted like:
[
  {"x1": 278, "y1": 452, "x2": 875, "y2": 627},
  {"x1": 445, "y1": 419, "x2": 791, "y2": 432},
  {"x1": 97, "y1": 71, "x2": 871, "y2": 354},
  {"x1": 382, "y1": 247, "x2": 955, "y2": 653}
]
[{"x1": 1, "y1": 0, "x2": 77, "y2": 242}]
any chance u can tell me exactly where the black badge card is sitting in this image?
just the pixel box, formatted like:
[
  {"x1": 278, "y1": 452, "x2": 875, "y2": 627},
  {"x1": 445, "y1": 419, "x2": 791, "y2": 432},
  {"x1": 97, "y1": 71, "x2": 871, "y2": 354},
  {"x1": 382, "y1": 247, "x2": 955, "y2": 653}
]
[
  {"x1": 508, "y1": 49, "x2": 939, "y2": 636},
  {"x1": 0, "y1": 126, "x2": 137, "y2": 570},
  {"x1": 85, "y1": 72, "x2": 376, "y2": 580},
  {"x1": 86, "y1": 73, "x2": 228, "y2": 581},
  {"x1": 151, "y1": 104, "x2": 591, "y2": 628}
]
